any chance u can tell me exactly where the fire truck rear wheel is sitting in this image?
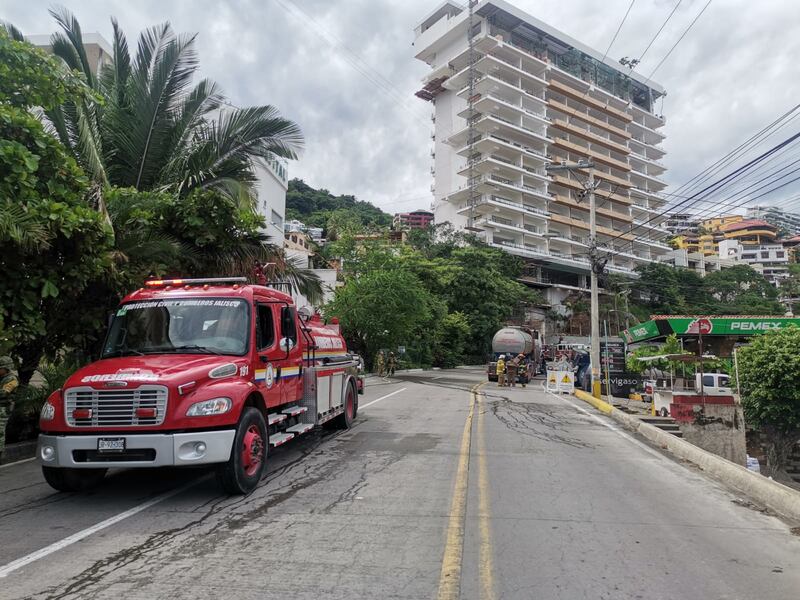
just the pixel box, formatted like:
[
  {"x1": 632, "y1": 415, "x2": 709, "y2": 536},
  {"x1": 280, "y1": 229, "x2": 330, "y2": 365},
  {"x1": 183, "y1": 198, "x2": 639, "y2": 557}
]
[
  {"x1": 328, "y1": 381, "x2": 357, "y2": 430},
  {"x1": 216, "y1": 407, "x2": 267, "y2": 495},
  {"x1": 42, "y1": 466, "x2": 107, "y2": 492}
]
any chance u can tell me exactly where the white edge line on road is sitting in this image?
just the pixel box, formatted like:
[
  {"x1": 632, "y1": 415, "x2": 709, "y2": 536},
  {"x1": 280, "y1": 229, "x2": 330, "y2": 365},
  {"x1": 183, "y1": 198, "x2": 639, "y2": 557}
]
[
  {"x1": 359, "y1": 387, "x2": 408, "y2": 410},
  {"x1": 0, "y1": 476, "x2": 208, "y2": 579},
  {"x1": 0, "y1": 457, "x2": 35, "y2": 471},
  {"x1": 541, "y1": 382, "x2": 668, "y2": 463},
  {"x1": 0, "y1": 385, "x2": 412, "y2": 579}
]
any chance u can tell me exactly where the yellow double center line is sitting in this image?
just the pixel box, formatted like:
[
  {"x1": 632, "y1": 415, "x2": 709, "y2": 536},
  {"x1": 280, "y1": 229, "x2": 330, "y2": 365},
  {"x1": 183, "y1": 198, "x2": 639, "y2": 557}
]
[{"x1": 437, "y1": 382, "x2": 495, "y2": 600}]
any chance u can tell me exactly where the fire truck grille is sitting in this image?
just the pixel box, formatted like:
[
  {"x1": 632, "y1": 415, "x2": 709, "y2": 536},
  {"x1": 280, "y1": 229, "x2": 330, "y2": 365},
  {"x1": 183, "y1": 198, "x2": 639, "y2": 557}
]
[{"x1": 64, "y1": 386, "x2": 168, "y2": 427}]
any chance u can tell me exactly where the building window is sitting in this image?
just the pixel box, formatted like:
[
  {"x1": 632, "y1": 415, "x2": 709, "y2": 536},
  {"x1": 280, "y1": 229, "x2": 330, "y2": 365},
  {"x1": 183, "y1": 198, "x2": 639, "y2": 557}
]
[
  {"x1": 271, "y1": 210, "x2": 283, "y2": 229},
  {"x1": 777, "y1": 251, "x2": 785, "y2": 258},
  {"x1": 761, "y1": 251, "x2": 770, "y2": 259}
]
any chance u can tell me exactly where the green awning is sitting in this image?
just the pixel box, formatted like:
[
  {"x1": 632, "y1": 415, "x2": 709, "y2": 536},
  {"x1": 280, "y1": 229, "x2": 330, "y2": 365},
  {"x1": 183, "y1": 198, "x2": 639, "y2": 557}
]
[{"x1": 621, "y1": 316, "x2": 800, "y2": 344}]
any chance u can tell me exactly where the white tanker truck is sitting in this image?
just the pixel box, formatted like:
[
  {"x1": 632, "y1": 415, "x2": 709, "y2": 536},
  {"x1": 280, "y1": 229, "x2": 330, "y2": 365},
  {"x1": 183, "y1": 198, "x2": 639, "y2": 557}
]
[{"x1": 487, "y1": 326, "x2": 541, "y2": 383}]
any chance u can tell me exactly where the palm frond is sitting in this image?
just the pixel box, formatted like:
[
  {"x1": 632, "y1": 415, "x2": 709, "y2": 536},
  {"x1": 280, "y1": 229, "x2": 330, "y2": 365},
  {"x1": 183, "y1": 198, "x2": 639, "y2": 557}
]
[
  {"x1": 49, "y1": 6, "x2": 95, "y2": 87},
  {"x1": 0, "y1": 202, "x2": 52, "y2": 250},
  {"x1": 1, "y1": 21, "x2": 25, "y2": 41}
]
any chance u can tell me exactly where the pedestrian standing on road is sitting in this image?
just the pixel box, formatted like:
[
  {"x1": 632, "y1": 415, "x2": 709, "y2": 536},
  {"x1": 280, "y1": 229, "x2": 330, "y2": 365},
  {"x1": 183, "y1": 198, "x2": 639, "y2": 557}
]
[
  {"x1": 496, "y1": 355, "x2": 506, "y2": 387},
  {"x1": 506, "y1": 355, "x2": 519, "y2": 387},
  {"x1": 387, "y1": 352, "x2": 397, "y2": 377},
  {"x1": 375, "y1": 351, "x2": 385, "y2": 378},
  {"x1": 0, "y1": 356, "x2": 19, "y2": 461}
]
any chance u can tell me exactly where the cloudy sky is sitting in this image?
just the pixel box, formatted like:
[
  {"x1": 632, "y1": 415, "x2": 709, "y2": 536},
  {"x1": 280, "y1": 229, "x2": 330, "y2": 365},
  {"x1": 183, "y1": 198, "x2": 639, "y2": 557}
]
[{"x1": 5, "y1": 0, "x2": 800, "y2": 215}]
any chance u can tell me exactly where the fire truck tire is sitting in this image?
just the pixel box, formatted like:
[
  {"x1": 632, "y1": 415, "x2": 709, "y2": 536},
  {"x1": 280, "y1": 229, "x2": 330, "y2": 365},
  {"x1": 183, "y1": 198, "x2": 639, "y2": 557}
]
[
  {"x1": 42, "y1": 466, "x2": 107, "y2": 492},
  {"x1": 330, "y1": 381, "x2": 357, "y2": 429},
  {"x1": 216, "y1": 407, "x2": 267, "y2": 495}
]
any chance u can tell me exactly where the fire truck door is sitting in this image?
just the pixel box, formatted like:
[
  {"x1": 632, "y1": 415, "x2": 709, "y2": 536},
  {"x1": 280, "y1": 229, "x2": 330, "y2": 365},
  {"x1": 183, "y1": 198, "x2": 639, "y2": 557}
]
[
  {"x1": 254, "y1": 303, "x2": 282, "y2": 409},
  {"x1": 279, "y1": 305, "x2": 303, "y2": 404}
]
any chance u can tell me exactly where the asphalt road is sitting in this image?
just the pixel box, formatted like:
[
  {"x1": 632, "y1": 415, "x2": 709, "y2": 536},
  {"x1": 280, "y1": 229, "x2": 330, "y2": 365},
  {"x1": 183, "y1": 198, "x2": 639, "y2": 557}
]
[{"x1": 0, "y1": 368, "x2": 798, "y2": 599}]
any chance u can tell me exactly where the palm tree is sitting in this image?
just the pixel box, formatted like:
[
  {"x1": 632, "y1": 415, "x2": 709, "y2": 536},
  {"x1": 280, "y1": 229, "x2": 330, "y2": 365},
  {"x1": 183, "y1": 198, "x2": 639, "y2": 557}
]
[{"x1": 6, "y1": 10, "x2": 321, "y2": 302}]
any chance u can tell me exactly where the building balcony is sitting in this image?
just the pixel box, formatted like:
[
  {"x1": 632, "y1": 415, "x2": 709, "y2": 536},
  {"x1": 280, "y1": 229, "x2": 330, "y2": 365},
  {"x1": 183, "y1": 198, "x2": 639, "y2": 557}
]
[
  {"x1": 547, "y1": 116, "x2": 630, "y2": 155},
  {"x1": 455, "y1": 133, "x2": 550, "y2": 164},
  {"x1": 457, "y1": 194, "x2": 550, "y2": 221},
  {"x1": 550, "y1": 193, "x2": 632, "y2": 223},
  {"x1": 545, "y1": 99, "x2": 631, "y2": 142},
  {"x1": 458, "y1": 92, "x2": 550, "y2": 126},
  {"x1": 549, "y1": 174, "x2": 633, "y2": 205},
  {"x1": 628, "y1": 151, "x2": 666, "y2": 174},
  {"x1": 549, "y1": 212, "x2": 635, "y2": 241},
  {"x1": 456, "y1": 74, "x2": 547, "y2": 108},
  {"x1": 547, "y1": 77, "x2": 632, "y2": 123},
  {"x1": 630, "y1": 167, "x2": 668, "y2": 188},
  {"x1": 550, "y1": 136, "x2": 630, "y2": 172}
]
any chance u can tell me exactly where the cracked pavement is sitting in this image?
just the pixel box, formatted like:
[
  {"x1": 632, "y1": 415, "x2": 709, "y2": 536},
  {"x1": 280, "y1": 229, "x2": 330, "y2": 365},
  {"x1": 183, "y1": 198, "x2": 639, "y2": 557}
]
[{"x1": 1, "y1": 368, "x2": 799, "y2": 599}]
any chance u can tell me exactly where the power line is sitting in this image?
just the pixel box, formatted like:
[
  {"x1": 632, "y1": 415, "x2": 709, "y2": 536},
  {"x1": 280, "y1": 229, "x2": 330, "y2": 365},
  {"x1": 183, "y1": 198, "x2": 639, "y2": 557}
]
[
  {"x1": 601, "y1": 0, "x2": 637, "y2": 62},
  {"x1": 613, "y1": 129, "x2": 800, "y2": 244},
  {"x1": 636, "y1": 0, "x2": 683, "y2": 64},
  {"x1": 644, "y1": 0, "x2": 713, "y2": 84},
  {"x1": 272, "y1": 0, "x2": 430, "y2": 129}
]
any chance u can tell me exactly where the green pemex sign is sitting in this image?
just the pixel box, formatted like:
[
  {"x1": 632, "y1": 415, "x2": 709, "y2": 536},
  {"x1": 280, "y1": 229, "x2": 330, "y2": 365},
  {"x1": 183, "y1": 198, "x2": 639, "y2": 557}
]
[{"x1": 621, "y1": 316, "x2": 800, "y2": 344}]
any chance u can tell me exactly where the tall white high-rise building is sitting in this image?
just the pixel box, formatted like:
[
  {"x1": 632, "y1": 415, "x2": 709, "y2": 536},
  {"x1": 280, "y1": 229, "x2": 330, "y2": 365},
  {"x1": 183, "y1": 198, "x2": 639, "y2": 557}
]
[{"x1": 414, "y1": 1, "x2": 671, "y2": 306}]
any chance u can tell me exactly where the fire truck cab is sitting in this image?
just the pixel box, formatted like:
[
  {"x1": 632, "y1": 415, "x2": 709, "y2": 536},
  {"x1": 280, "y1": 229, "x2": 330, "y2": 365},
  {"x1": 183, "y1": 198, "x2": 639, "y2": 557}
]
[{"x1": 37, "y1": 278, "x2": 360, "y2": 495}]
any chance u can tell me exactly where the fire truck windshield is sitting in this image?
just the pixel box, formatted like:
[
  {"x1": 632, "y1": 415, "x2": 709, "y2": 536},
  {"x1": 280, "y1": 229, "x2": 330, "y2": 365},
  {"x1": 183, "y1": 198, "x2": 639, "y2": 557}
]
[{"x1": 101, "y1": 298, "x2": 250, "y2": 358}]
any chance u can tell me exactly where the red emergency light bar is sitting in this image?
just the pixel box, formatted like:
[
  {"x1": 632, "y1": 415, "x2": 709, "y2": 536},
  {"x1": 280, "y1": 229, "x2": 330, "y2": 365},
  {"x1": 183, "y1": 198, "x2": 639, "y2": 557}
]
[{"x1": 145, "y1": 277, "x2": 248, "y2": 287}]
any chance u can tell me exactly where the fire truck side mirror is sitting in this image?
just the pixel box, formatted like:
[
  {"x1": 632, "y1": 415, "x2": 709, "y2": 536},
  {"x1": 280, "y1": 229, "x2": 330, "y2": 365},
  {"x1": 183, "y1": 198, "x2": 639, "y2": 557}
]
[{"x1": 279, "y1": 337, "x2": 295, "y2": 352}]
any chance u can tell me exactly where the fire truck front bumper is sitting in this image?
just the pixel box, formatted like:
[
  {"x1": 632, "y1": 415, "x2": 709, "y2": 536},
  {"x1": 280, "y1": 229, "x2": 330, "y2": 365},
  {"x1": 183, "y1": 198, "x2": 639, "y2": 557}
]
[{"x1": 37, "y1": 430, "x2": 236, "y2": 468}]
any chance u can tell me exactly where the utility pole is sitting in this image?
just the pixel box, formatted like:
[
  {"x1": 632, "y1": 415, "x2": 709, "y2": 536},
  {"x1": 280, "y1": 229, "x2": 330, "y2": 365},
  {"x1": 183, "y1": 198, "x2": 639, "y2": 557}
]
[{"x1": 545, "y1": 160, "x2": 602, "y2": 398}]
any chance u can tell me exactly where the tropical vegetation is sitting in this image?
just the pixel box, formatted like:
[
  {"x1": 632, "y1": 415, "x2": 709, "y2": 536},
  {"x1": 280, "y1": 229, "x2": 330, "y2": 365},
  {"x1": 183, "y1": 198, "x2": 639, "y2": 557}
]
[
  {"x1": 1, "y1": 12, "x2": 317, "y2": 442},
  {"x1": 325, "y1": 224, "x2": 542, "y2": 369},
  {"x1": 738, "y1": 326, "x2": 800, "y2": 477}
]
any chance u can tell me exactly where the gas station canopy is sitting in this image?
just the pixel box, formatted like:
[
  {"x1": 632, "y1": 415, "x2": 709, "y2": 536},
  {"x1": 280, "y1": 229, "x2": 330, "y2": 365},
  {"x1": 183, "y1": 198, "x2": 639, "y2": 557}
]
[{"x1": 621, "y1": 315, "x2": 800, "y2": 345}]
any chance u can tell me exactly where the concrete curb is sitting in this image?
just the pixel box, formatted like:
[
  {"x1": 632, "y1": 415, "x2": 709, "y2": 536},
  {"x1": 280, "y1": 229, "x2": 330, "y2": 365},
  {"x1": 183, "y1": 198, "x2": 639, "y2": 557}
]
[
  {"x1": 573, "y1": 390, "x2": 800, "y2": 523},
  {"x1": 0, "y1": 440, "x2": 37, "y2": 465}
]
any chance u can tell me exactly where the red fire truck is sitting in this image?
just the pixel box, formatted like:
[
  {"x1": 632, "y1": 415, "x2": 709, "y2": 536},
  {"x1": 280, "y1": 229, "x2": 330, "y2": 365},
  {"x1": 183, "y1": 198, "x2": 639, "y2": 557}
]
[{"x1": 37, "y1": 277, "x2": 361, "y2": 495}]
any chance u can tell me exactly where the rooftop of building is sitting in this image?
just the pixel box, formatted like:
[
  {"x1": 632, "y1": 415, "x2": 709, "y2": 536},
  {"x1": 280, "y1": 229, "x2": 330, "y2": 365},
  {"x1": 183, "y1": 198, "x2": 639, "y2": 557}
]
[
  {"x1": 414, "y1": 0, "x2": 664, "y2": 96},
  {"x1": 721, "y1": 219, "x2": 776, "y2": 233},
  {"x1": 26, "y1": 32, "x2": 113, "y2": 55}
]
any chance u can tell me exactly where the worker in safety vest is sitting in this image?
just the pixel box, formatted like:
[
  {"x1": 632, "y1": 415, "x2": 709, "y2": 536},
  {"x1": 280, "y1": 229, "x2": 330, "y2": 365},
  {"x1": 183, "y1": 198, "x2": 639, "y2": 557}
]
[
  {"x1": 375, "y1": 351, "x2": 385, "y2": 377},
  {"x1": 496, "y1": 355, "x2": 506, "y2": 387},
  {"x1": 387, "y1": 352, "x2": 397, "y2": 376},
  {"x1": 0, "y1": 356, "x2": 19, "y2": 460}
]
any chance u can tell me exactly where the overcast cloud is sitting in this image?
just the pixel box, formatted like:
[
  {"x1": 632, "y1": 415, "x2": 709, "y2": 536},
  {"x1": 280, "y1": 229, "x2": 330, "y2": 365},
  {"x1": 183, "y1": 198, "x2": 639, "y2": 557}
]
[{"x1": 4, "y1": 0, "x2": 800, "y2": 215}]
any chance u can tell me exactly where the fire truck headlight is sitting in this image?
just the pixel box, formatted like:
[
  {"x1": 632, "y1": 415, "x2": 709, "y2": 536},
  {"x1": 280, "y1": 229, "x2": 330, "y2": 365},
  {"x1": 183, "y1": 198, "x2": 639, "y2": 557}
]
[
  {"x1": 41, "y1": 445, "x2": 55, "y2": 461},
  {"x1": 40, "y1": 401, "x2": 56, "y2": 422},
  {"x1": 186, "y1": 397, "x2": 232, "y2": 417}
]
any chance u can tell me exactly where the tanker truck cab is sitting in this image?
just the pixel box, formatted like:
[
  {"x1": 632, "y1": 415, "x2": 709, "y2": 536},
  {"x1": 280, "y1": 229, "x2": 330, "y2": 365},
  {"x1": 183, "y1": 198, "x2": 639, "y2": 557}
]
[{"x1": 37, "y1": 277, "x2": 360, "y2": 495}]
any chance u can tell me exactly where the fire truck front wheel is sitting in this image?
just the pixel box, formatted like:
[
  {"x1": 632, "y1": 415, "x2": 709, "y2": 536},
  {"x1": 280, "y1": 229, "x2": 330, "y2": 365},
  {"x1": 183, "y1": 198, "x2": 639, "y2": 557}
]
[
  {"x1": 42, "y1": 466, "x2": 107, "y2": 492},
  {"x1": 216, "y1": 407, "x2": 267, "y2": 495}
]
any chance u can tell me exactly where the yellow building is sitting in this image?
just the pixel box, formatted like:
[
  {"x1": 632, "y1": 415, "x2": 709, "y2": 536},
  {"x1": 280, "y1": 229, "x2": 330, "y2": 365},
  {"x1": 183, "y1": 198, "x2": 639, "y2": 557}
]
[
  {"x1": 700, "y1": 214, "x2": 743, "y2": 231},
  {"x1": 721, "y1": 219, "x2": 778, "y2": 246}
]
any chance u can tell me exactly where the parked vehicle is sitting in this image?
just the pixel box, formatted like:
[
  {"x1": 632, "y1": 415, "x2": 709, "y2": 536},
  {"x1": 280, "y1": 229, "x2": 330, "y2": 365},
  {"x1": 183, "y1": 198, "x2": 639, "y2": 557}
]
[
  {"x1": 37, "y1": 277, "x2": 360, "y2": 495},
  {"x1": 653, "y1": 372, "x2": 734, "y2": 417},
  {"x1": 487, "y1": 326, "x2": 541, "y2": 383}
]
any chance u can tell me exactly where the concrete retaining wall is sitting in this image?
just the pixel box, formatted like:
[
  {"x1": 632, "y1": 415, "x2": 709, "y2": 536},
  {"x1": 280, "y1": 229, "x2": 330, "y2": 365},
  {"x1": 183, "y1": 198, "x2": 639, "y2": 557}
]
[{"x1": 574, "y1": 390, "x2": 800, "y2": 523}]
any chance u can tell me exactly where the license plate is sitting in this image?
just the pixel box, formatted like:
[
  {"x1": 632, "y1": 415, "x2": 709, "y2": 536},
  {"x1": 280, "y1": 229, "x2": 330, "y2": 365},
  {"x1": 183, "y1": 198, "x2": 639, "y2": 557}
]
[{"x1": 97, "y1": 438, "x2": 126, "y2": 453}]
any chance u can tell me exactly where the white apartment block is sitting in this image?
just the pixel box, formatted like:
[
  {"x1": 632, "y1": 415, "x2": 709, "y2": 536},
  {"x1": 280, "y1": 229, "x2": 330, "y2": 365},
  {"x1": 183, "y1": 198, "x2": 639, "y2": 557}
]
[
  {"x1": 255, "y1": 154, "x2": 289, "y2": 243},
  {"x1": 414, "y1": 1, "x2": 671, "y2": 306},
  {"x1": 746, "y1": 205, "x2": 800, "y2": 236},
  {"x1": 660, "y1": 249, "x2": 735, "y2": 277},
  {"x1": 718, "y1": 239, "x2": 790, "y2": 285}
]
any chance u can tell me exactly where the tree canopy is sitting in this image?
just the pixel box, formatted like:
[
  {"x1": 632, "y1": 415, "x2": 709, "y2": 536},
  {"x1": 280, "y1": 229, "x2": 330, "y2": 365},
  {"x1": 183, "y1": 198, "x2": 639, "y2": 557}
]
[
  {"x1": 286, "y1": 178, "x2": 392, "y2": 233},
  {"x1": 738, "y1": 326, "x2": 800, "y2": 475}
]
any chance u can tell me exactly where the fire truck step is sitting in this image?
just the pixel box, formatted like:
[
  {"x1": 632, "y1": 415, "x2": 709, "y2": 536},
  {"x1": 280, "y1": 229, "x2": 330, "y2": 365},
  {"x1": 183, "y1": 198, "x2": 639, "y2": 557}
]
[
  {"x1": 282, "y1": 406, "x2": 308, "y2": 417},
  {"x1": 268, "y1": 413, "x2": 287, "y2": 426},
  {"x1": 269, "y1": 432, "x2": 294, "y2": 447},
  {"x1": 285, "y1": 423, "x2": 314, "y2": 435}
]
